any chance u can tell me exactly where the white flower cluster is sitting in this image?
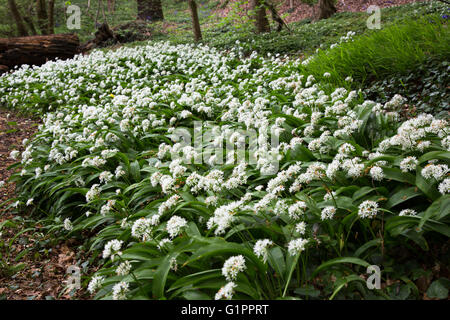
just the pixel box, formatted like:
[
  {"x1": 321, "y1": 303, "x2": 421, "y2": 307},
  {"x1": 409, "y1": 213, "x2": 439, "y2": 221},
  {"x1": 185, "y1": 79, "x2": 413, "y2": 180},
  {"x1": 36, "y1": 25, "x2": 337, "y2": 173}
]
[{"x1": 222, "y1": 255, "x2": 246, "y2": 281}]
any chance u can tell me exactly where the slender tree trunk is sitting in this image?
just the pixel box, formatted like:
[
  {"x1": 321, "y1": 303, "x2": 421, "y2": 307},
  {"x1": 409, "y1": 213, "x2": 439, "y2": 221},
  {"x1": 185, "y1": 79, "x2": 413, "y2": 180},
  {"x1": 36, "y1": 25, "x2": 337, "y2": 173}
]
[
  {"x1": 100, "y1": 0, "x2": 107, "y2": 23},
  {"x1": 8, "y1": 0, "x2": 29, "y2": 36},
  {"x1": 264, "y1": 0, "x2": 289, "y2": 32},
  {"x1": 107, "y1": 0, "x2": 116, "y2": 13},
  {"x1": 36, "y1": 0, "x2": 49, "y2": 34},
  {"x1": 188, "y1": 0, "x2": 202, "y2": 42},
  {"x1": 250, "y1": 0, "x2": 270, "y2": 34},
  {"x1": 23, "y1": 16, "x2": 38, "y2": 35},
  {"x1": 316, "y1": 0, "x2": 336, "y2": 20},
  {"x1": 48, "y1": 0, "x2": 55, "y2": 34},
  {"x1": 24, "y1": 3, "x2": 38, "y2": 35},
  {"x1": 136, "y1": 0, "x2": 164, "y2": 21}
]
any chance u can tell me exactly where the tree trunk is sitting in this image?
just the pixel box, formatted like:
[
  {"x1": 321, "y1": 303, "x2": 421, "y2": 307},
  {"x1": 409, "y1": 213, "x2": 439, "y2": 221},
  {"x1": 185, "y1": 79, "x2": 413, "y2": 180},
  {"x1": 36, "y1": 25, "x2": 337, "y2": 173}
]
[
  {"x1": 188, "y1": 0, "x2": 202, "y2": 42},
  {"x1": 136, "y1": 0, "x2": 164, "y2": 22},
  {"x1": 0, "y1": 34, "x2": 80, "y2": 70},
  {"x1": 8, "y1": 0, "x2": 29, "y2": 37},
  {"x1": 48, "y1": 0, "x2": 55, "y2": 34},
  {"x1": 316, "y1": 0, "x2": 336, "y2": 20},
  {"x1": 250, "y1": 0, "x2": 270, "y2": 34},
  {"x1": 23, "y1": 16, "x2": 38, "y2": 35},
  {"x1": 264, "y1": 0, "x2": 289, "y2": 32},
  {"x1": 107, "y1": 0, "x2": 116, "y2": 13},
  {"x1": 36, "y1": 0, "x2": 49, "y2": 34},
  {"x1": 79, "y1": 23, "x2": 117, "y2": 52}
]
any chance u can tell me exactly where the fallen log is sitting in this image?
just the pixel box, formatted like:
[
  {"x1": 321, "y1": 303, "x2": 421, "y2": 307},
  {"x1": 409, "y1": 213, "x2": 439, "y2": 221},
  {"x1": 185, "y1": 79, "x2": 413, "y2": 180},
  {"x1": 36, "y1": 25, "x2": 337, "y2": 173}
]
[
  {"x1": 0, "y1": 33, "x2": 80, "y2": 70},
  {"x1": 0, "y1": 65, "x2": 8, "y2": 75}
]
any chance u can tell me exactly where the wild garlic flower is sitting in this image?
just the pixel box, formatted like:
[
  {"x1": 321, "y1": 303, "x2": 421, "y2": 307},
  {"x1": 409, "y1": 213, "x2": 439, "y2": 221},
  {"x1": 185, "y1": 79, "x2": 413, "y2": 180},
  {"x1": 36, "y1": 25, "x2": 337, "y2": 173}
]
[
  {"x1": 399, "y1": 209, "x2": 417, "y2": 217},
  {"x1": 112, "y1": 281, "x2": 129, "y2": 300},
  {"x1": 87, "y1": 275, "x2": 105, "y2": 294},
  {"x1": 253, "y1": 239, "x2": 274, "y2": 263},
  {"x1": 63, "y1": 218, "x2": 73, "y2": 231},
  {"x1": 131, "y1": 218, "x2": 154, "y2": 241},
  {"x1": 421, "y1": 164, "x2": 448, "y2": 181},
  {"x1": 157, "y1": 238, "x2": 172, "y2": 251},
  {"x1": 369, "y1": 166, "x2": 384, "y2": 181},
  {"x1": 295, "y1": 221, "x2": 307, "y2": 235},
  {"x1": 116, "y1": 260, "x2": 132, "y2": 276},
  {"x1": 438, "y1": 178, "x2": 450, "y2": 195},
  {"x1": 288, "y1": 201, "x2": 307, "y2": 220},
  {"x1": 321, "y1": 206, "x2": 336, "y2": 220},
  {"x1": 86, "y1": 184, "x2": 101, "y2": 202},
  {"x1": 400, "y1": 156, "x2": 418, "y2": 173},
  {"x1": 215, "y1": 282, "x2": 236, "y2": 300},
  {"x1": 222, "y1": 255, "x2": 246, "y2": 281},
  {"x1": 358, "y1": 201, "x2": 379, "y2": 219},
  {"x1": 102, "y1": 240, "x2": 123, "y2": 260},
  {"x1": 166, "y1": 215, "x2": 188, "y2": 238},
  {"x1": 10, "y1": 150, "x2": 20, "y2": 160},
  {"x1": 158, "y1": 194, "x2": 180, "y2": 215},
  {"x1": 287, "y1": 238, "x2": 308, "y2": 256}
]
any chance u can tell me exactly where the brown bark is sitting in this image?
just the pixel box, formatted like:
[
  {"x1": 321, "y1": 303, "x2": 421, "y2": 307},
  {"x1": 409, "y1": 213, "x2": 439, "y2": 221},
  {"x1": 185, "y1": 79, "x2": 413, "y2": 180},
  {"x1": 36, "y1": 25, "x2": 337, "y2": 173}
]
[
  {"x1": 316, "y1": 0, "x2": 337, "y2": 20},
  {"x1": 0, "y1": 65, "x2": 9, "y2": 75},
  {"x1": 107, "y1": 0, "x2": 116, "y2": 13},
  {"x1": 8, "y1": 0, "x2": 29, "y2": 37},
  {"x1": 250, "y1": 0, "x2": 270, "y2": 34},
  {"x1": 36, "y1": 0, "x2": 49, "y2": 35},
  {"x1": 0, "y1": 34, "x2": 80, "y2": 69},
  {"x1": 79, "y1": 23, "x2": 117, "y2": 52},
  {"x1": 137, "y1": 0, "x2": 164, "y2": 21},
  {"x1": 48, "y1": 0, "x2": 55, "y2": 34},
  {"x1": 23, "y1": 16, "x2": 38, "y2": 35},
  {"x1": 188, "y1": 0, "x2": 202, "y2": 42},
  {"x1": 264, "y1": 0, "x2": 290, "y2": 32}
]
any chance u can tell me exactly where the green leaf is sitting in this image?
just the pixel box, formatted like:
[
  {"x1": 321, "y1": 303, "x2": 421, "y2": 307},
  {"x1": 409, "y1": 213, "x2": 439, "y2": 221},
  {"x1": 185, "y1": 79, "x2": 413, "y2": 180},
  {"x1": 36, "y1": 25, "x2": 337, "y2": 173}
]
[
  {"x1": 185, "y1": 241, "x2": 267, "y2": 274},
  {"x1": 415, "y1": 166, "x2": 440, "y2": 200},
  {"x1": 352, "y1": 187, "x2": 376, "y2": 201},
  {"x1": 426, "y1": 278, "x2": 450, "y2": 299},
  {"x1": 386, "y1": 187, "x2": 423, "y2": 209},
  {"x1": 294, "y1": 285, "x2": 321, "y2": 298},
  {"x1": 153, "y1": 240, "x2": 193, "y2": 299},
  {"x1": 354, "y1": 239, "x2": 382, "y2": 258},
  {"x1": 311, "y1": 257, "x2": 370, "y2": 278},
  {"x1": 168, "y1": 269, "x2": 223, "y2": 293},
  {"x1": 130, "y1": 160, "x2": 141, "y2": 182},
  {"x1": 267, "y1": 246, "x2": 286, "y2": 280},
  {"x1": 418, "y1": 151, "x2": 450, "y2": 164},
  {"x1": 382, "y1": 167, "x2": 415, "y2": 185}
]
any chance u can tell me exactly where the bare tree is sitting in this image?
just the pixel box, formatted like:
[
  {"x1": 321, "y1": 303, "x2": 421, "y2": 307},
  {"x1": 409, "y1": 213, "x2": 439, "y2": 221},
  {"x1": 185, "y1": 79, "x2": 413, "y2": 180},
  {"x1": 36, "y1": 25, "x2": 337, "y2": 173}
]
[
  {"x1": 8, "y1": 0, "x2": 29, "y2": 36},
  {"x1": 250, "y1": 0, "x2": 270, "y2": 34},
  {"x1": 107, "y1": 0, "x2": 116, "y2": 13},
  {"x1": 317, "y1": 0, "x2": 336, "y2": 20},
  {"x1": 264, "y1": 0, "x2": 290, "y2": 32},
  {"x1": 48, "y1": 0, "x2": 55, "y2": 34},
  {"x1": 137, "y1": 0, "x2": 164, "y2": 21},
  {"x1": 188, "y1": 0, "x2": 202, "y2": 42},
  {"x1": 36, "y1": 0, "x2": 49, "y2": 34}
]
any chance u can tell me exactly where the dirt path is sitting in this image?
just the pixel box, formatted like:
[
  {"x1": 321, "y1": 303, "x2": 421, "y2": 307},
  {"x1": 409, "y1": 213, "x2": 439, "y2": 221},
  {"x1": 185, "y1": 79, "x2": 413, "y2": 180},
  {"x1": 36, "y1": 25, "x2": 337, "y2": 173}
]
[{"x1": 0, "y1": 108, "x2": 88, "y2": 300}]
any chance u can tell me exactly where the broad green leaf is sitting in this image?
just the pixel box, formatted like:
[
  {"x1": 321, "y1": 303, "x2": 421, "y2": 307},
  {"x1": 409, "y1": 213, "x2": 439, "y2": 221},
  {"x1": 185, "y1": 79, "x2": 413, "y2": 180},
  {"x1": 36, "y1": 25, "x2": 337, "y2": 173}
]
[{"x1": 311, "y1": 257, "x2": 370, "y2": 278}]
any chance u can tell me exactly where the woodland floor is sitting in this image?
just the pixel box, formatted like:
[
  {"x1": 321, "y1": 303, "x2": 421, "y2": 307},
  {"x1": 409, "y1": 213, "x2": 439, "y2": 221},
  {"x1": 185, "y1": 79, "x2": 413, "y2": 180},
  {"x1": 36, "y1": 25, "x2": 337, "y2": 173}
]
[{"x1": 0, "y1": 108, "x2": 88, "y2": 300}]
